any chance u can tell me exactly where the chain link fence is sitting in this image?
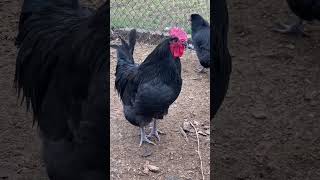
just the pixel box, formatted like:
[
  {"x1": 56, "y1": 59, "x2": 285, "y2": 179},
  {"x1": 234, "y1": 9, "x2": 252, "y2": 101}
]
[{"x1": 110, "y1": 0, "x2": 210, "y2": 44}]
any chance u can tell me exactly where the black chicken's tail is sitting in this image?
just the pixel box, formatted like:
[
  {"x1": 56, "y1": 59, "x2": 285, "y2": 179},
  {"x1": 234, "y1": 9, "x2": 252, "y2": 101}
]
[
  {"x1": 111, "y1": 29, "x2": 138, "y2": 99},
  {"x1": 212, "y1": 0, "x2": 232, "y2": 118},
  {"x1": 111, "y1": 29, "x2": 136, "y2": 63}
]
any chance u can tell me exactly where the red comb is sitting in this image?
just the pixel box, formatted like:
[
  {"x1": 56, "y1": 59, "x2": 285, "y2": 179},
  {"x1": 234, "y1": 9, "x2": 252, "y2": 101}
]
[{"x1": 169, "y1": 27, "x2": 188, "y2": 42}]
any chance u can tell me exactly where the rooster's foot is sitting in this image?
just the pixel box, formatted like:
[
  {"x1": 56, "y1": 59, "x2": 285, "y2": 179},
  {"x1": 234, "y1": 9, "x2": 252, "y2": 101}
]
[{"x1": 139, "y1": 127, "x2": 156, "y2": 147}]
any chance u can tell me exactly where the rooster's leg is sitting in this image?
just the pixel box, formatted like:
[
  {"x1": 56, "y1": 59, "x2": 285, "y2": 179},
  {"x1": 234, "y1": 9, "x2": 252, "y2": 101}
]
[
  {"x1": 273, "y1": 18, "x2": 307, "y2": 36},
  {"x1": 147, "y1": 119, "x2": 160, "y2": 141},
  {"x1": 139, "y1": 127, "x2": 155, "y2": 147}
]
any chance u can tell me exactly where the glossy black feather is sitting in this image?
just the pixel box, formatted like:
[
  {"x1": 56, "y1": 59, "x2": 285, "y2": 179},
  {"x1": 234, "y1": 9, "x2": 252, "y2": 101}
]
[
  {"x1": 14, "y1": 1, "x2": 108, "y2": 179},
  {"x1": 191, "y1": 14, "x2": 210, "y2": 68}
]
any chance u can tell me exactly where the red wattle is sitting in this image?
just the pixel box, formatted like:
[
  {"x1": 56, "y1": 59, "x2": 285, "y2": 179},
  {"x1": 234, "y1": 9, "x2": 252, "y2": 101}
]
[{"x1": 170, "y1": 43, "x2": 185, "y2": 59}]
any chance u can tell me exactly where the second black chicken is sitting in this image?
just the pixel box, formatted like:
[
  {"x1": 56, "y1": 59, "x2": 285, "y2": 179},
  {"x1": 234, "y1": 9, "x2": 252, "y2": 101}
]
[
  {"x1": 190, "y1": 13, "x2": 210, "y2": 73},
  {"x1": 112, "y1": 28, "x2": 187, "y2": 146}
]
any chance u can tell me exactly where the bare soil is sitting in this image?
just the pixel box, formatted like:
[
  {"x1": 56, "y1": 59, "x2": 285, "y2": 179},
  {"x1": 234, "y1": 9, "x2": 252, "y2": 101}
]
[
  {"x1": 213, "y1": 0, "x2": 320, "y2": 179},
  {"x1": 110, "y1": 43, "x2": 210, "y2": 180}
]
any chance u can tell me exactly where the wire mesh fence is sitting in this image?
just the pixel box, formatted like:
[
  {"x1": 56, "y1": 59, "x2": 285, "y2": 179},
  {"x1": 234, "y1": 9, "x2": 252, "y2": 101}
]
[{"x1": 110, "y1": 0, "x2": 210, "y2": 44}]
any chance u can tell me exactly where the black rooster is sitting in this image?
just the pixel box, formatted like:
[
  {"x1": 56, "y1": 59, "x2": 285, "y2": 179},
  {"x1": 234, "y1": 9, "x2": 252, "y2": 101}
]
[
  {"x1": 212, "y1": 0, "x2": 232, "y2": 118},
  {"x1": 274, "y1": 0, "x2": 320, "y2": 35},
  {"x1": 14, "y1": 1, "x2": 108, "y2": 179},
  {"x1": 112, "y1": 28, "x2": 187, "y2": 146},
  {"x1": 190, "y1": 14, "x2": 210, "y2": 73}
]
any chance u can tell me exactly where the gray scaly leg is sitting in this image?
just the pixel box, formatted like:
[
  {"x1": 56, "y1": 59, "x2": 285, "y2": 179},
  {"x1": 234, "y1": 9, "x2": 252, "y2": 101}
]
[
  {"x1": 147, "y1": 119, "x2": 160, "y2": 141},
  {"x1": 139, "y1": 127, "x2": 155, "y2": 147}
]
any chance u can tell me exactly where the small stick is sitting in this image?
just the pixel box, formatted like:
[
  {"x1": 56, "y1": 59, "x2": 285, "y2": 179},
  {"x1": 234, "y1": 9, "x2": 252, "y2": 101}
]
[
  {"x1": 179, "y1": 127, "x2": 189, "y2": 142},
  {"x1": 190, "y1": 122, "x2": 205, "y2": 180}
]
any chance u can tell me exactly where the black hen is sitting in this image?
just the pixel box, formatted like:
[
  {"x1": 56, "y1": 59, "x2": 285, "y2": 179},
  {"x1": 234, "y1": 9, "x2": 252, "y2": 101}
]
[
  {"x1": 112, "y1": 28, "x2": 186, "y2": 146},
  {"x1": 190, "y1": 14, "x2": 210, "y2": 73},
  {"x1": 274, "y1": 0, "x2": 320, "y2": 35},
  {"x1": 14, "y1": 1, "x2": 108, "y2": 179}
]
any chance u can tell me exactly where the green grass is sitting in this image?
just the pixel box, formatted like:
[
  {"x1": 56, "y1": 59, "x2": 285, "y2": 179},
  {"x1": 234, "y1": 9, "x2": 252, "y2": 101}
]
[{"x1": 111, "y1": 0, "x2": 209, "y2": 34}]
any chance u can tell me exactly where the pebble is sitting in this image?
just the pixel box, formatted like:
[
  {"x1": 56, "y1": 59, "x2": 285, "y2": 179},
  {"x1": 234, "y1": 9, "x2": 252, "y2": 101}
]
[{"x1": 252, "y1": 111, "x2": 267, "y2": 119}]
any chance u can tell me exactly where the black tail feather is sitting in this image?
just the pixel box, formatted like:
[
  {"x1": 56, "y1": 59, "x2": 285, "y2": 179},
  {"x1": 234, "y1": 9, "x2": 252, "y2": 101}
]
[
  {"x1": 114, "y1": 29, "x2": 138, "y2": 99},
  {"x1": 128, "y1": 29, "x2": 137, "y2": 55}
]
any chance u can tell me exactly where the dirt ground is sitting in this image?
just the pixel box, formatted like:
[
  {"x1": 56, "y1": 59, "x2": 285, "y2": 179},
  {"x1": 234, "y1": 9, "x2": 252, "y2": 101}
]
[
  {"x1": 110, "y1": 43, "x2": 210, "y2": 180},
  {"x1": 214, "y1": 0, "x2": 320, "y2": 179}
]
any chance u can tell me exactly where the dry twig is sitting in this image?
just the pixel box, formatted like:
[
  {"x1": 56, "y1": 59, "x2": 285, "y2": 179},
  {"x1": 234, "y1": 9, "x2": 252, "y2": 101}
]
[
  {"x1": 190, "y1": 122, "x2": 205, "y2": 180},
  {"x1": 179, "y1": 127, "x2": 189, "y2": 142}
]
